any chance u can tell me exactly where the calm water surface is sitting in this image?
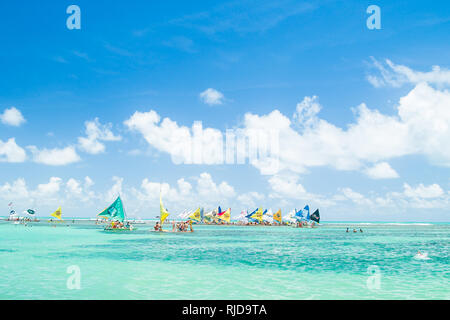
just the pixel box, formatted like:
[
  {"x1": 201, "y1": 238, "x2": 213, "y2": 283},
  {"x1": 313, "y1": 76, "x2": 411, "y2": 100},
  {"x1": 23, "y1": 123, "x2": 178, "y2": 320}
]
[{"x1": 0, "y1": 221, "x2": 448, "y2": 299}]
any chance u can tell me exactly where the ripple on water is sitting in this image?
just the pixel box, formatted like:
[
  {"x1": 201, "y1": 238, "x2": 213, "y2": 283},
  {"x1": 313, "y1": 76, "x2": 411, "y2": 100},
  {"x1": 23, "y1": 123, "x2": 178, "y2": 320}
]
[{"x1": 0, "y1": 223, "x2": 449, "y2": 299}]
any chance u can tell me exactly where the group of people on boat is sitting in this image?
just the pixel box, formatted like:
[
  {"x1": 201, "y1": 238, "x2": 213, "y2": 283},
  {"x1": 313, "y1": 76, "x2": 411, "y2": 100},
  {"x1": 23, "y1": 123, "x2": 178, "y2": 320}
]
[
  {"x1": 174, "y1": 220, "x2": 193, "y2": 232},
  {"x1": 107, "y1": 221, "x2": 133, "y2": 230}
]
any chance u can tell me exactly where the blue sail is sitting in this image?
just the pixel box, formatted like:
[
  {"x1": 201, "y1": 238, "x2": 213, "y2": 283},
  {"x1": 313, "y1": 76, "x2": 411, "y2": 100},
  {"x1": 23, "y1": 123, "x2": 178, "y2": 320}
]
[
  {"x1": 246, "y1": 208, "x2": 257, "y2": 218},
  {"x1": 295, "y1": 208, "x2": 304, "y2": 220},
  {"x1": 304, "y1": 205, "x2": 310, "y2": 221}
]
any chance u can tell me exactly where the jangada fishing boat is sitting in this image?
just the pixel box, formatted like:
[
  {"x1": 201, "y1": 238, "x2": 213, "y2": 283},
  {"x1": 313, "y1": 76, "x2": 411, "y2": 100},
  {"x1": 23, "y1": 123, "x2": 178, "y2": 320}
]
[
  {"x1": 291, "y1": 206, "x2": 320, "y2": 228},
  {"x1": 98, "y1": 195, "x2": 136, "y2": 232}
]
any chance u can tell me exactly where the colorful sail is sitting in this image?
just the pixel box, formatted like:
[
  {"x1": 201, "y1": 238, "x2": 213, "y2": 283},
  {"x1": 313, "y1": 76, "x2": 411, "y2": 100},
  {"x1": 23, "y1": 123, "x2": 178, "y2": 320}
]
[
  {"x1": 294, "y1": 208, "x2": 304, "y2": 220},
  {"x1": 310, "y1": 209, "x2": 320, "y2": 223},
  {"x1": 98, "y1": 196, "x2": 126, "y2": 222},
  {"x1": 250, "y1": 207, "x2": 264, "y2": 223},
  {"x1": 159, "y1": 193, "x2": 170, "y2": 225},
  {"x1": 203, "y1": 210, "x2": 213, "y2": 222},
  {"x1": 262, "y1": 209, "x2": 273, "y2": 223},
  {"x1": 246, "y1": 208, "x2": 257, "y2": 218},
  {"x1": 51, "y1": 207, "x2": 62, "y2": 220},
  {"x1": 204, "y1": 208, "x2": 217, "y2": 223},
  {"x1": 27, "y1": 209, "x2": 35, "y2": 215},
  {"x1": 217, "y1": 207, "x2": 228, "y2": 216},
  {"x1": 304, "y1": 205, "x2": 310, "y2": 220},
  {"x1": 218, "y1": 208, "x2": 231, "y2": 222},
  {"x1": 188, "y1": 208, "x2": 202, "y2": 221},
  {"x1": 273, "y1": 209, "x2": 282, "y2": 223}
]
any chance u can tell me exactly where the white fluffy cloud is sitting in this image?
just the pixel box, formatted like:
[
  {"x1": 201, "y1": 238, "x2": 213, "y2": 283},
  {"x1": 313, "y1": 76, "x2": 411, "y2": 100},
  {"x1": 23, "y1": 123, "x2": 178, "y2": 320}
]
[
  {"x1": 199, "y1": 88, "x2": 225, "y2": 105},
  {"x1": 106, "y1": 176, "x2": 124, "y2": 202},
  {"x1": 0, "y1": 138, "x2": 26, "y2": 162},
  {"x1": 78, "y1": 118, "x2": 122, "y2": 154},
  {"x1": 132, "y1": 172, "x2": 235, "y2": 213},
  {"x1": 66, "y1": 178, "x2": 82, "y2": 195},
  {"x1": 0, "y1": 176, "x2": 97, "y2": 212},
  {"x1": 0, "y1": 178, "x2": 29, "y2": 200},
  {"x1": 332, "y1": 182, "x2": 449, "y2": 211},
  {"x1": 126, "y1": 74, "x2": 450, "y2": 180},
  {"x1": 268, "y1": 174, "x2": 306, "y2": 199},
  {"x1": 125, "y1": 110, "x2": 224, "y2": 164},
  {"x1": 244, "y1": 82, "x2": 450, "y2": 175},
  {"x1": 374, "y1": 183, "x2": 449, "y2": 210},
  {"x1": 237, "y1": 191, "x2": 264, "y2": 209},
  {"x1": 0, "y1": 174, "x2": 238, "y2": 218},
  {"x1": 267, "y1": 173, "x2": 337, "y2": 208},
  {"x1": 367, "y1": 58, "x2": 450, "y2": 88},
  {"x1": 28, "y1": 146, "x2": 81, "y2": 166},
  {"x1": 403, "y1": 183, "x2": 444, "y2": 199},
  {"x1": 364, "y1": 162, "x2": 399, "y2": 179},
  {"x1": 196, "y1": 172, "x2": 236, "y2": 198},
  {"x1": 1, "y1": 174, "x2": 447, "y2": 219},
  {"x1": 340, "y1": 187, "x2": 373, "y2": 206},
  {"x1": 32, "y1": 177, "x2": 62, "y2": 198},
  {"x1": 0, "y1": 107, "x2": 26, "y2": 126}
]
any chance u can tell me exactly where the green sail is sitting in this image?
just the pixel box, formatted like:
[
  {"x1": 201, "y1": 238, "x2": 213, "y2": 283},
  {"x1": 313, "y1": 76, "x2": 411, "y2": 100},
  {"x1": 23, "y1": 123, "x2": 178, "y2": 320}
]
[{"x1": 98, "y1": 196, "x2": 126, "y2": 222}]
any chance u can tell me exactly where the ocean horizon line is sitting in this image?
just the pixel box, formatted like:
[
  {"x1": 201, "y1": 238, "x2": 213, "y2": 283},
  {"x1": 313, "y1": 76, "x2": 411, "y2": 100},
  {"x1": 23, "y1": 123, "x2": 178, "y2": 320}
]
[{"x1": 2, "y1": 216, "x2": 449, "y2": 224}]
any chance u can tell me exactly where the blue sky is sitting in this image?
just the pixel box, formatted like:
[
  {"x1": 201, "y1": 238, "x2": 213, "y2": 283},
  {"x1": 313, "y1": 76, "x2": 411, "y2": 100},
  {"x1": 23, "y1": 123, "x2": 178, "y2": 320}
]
[{"x1": 0, "y1": 0, "x2": 449, "y2": 221}]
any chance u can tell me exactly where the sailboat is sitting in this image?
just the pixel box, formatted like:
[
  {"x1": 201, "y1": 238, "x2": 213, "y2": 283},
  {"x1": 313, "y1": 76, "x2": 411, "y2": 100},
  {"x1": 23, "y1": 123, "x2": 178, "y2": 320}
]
[
  {"x1": 310, "y1": 209, "x2": 320, "y2": 225},
  {"x1": 262, "y1": 209, "x2": 273, "y2": 224},
  {"x1": 159, "y1": 192, "x2": 170, "y2": 229},
  {"x1": 217, "y1": 208, "x2": 231, "y2": 223},
  {"x1": 188, "y1": 208, "x2": 202, "y2": 223},
  {"x1": 292, "y1": 205, "x2": 321, "y2": 228},
  {"x1": 273, "y1": 209, "x2": 282, "y2": 224},
  {"x1": 203, "y1": 208, "x2": 216, "y2": 224},
  {"x1": 99, "y1": 195, "x2": 135, "y2": 231},
  {"x1": 49, "y1": 206, "x2": 63, "y2": 223}
]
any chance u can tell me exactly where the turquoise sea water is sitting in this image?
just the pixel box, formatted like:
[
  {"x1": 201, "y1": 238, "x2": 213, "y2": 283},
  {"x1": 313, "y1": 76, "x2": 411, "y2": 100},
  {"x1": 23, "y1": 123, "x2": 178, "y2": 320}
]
[{"x1": 0, "y1": 220, "x2": 449, "y2": 299}]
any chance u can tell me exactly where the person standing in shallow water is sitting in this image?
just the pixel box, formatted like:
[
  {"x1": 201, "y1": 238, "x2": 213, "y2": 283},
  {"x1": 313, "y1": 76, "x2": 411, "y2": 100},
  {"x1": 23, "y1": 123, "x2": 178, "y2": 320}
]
[{"x1": 346, "y1": 228, "x2": 349, "y2": 233}]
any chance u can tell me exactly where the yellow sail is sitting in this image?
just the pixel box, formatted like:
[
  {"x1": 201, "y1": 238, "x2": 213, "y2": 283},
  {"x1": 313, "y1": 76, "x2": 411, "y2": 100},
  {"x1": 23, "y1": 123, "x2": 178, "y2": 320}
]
[
  {"x1": 251, "y1": 207, "x2": 264, "y2": 223},
  {"x1": 51, "y1": 207, "x2": 62, "y2": 220},
  {"x1": 273, "y1": 209, "x2": 282, "y2": 223},
  {"x1": 188, "y1": 208, "x2": 202, "y2": 221},
  {"x1": 218, "y1": 208, "x2": 231, "y2": 222},
  {"x1": 159, "y1": 193, "x2": 170, "y2": 225}
]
